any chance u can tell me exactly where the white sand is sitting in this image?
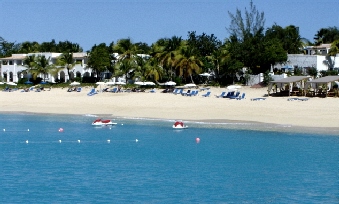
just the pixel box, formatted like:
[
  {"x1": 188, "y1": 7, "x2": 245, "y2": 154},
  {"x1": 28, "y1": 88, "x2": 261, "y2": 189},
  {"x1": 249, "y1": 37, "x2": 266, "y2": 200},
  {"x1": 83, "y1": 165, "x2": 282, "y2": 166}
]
[{"x1": 0, "y1": 86, "x2": 338, "y2": 128}]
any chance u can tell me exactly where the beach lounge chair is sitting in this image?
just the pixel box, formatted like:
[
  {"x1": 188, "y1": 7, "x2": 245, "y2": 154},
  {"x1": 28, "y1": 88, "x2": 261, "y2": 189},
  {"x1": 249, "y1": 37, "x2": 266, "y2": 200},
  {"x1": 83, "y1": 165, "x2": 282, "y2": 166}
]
[
  {"x1": 87, "y1": 88, "x2": 97, "y2": 96},
  {"x1": 110, "y1": 87, "x2": 118, "y2": 93},
  {"x1": 172, "y1": 88, "x2": 178, "y2": 94},
  {"x1": 77, "y1": 87, "x2": 82, "y2": 92},
  {"x1": 149, "y1": 88, "x2": 156, "y2": 93},
  {"x1": 288, "y1": 97, "x2": 309, "y2": 101},
  {"x1": 216, "y1": 92, "x2": 226, "y2": 98},
  {"x1": 226, "y1": 91, "x2": 240, "y2": 99},
  {"x1": 298, "y1": 98, "x2": 309, "y2": 101},
  {"x1": 182, "y1": 90, "x2": 191, "y2": 96},
  {"x1": 236, "y1": 93, "x2": 246, "y2": 100},
  {"x1": 201, "y1": 91, "x2": 211, "y2": 97},
  {"x1": 250, "y1": 97, "x2": 266, "y2": 101},
  {"x1": 287, "y1": 98, "x2": 299, "y2": 101},
  {"x1": 186, "y1": 90, "x2": 196, "y2": 96}
]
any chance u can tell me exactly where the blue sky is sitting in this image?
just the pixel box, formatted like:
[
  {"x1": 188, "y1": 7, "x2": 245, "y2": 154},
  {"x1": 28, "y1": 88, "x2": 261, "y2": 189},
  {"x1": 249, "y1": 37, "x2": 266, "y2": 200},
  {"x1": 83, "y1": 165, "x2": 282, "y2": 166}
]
[{"x1": 1, "y1": 0, "x2": 338, "y2": 51}]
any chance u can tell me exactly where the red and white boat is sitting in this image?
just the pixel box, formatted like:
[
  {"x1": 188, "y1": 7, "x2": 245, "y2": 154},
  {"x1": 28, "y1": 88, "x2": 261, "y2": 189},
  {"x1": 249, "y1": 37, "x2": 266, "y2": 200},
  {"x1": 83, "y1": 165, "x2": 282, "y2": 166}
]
[
  {"x1": 173, "y1": 121, "x2": 188, "y2": 129},
  {"x1": 92, "y1": 119, "x2": 117, "y2": 126}
]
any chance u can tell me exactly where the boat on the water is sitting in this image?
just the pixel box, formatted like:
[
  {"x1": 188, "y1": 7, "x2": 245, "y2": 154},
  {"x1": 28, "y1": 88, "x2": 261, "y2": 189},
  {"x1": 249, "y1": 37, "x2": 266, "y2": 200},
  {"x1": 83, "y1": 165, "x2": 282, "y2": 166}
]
[
  {"x1": 92, "y1": 119, "x2": 117, "y2": 126},
  {"x1": 172, "y1": 121, "x2": 188, "y2": 129}
]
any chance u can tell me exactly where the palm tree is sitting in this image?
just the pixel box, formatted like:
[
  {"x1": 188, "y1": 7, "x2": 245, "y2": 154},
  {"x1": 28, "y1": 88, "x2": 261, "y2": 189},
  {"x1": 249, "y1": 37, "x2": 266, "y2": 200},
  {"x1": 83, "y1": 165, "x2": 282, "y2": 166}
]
[
  {"x1": 207, "y1": 45, "x2": 230, "y2": 78},
  {"x1": 144, "y1": 57, "x2": 163, "y2": 82},
  {"x1": 57, "y1": 53, "x2": 75, "y2": 80},
  {"x1": 152, "y1": 36, "x2": 184, "y2": 80},
  {"x1": 174, "y1": 46, "x2": 203, "y2": 83},
  {"x1": 23, "y1": 55, "x2": 37, "y2": 80},
  {"x1": 34, "y1": 55, "x2": 56, "y2": 81},
  {"x1": 114, "y1": 58, "x2": 138, "y2": 84},
  {"x1": 113, "y1": 38, "x2": 140, "y2": 60}
]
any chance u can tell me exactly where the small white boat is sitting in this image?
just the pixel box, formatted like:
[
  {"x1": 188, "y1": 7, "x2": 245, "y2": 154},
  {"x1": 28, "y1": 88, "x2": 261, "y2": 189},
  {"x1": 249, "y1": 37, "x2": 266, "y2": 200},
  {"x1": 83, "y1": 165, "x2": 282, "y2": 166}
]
[
  {"x1": 173, "y1": 121, "x2": 188, "y2": 129},
  {"x1": 92, "y1": 119, "x2": 117, "y2": 126}
]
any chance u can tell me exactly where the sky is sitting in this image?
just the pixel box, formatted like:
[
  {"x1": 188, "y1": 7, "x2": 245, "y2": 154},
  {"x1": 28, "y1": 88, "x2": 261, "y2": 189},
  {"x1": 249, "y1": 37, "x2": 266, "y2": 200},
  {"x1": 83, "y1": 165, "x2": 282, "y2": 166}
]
[{"x1": 1, "y1": 0, "x2": 338, "y2": 51}]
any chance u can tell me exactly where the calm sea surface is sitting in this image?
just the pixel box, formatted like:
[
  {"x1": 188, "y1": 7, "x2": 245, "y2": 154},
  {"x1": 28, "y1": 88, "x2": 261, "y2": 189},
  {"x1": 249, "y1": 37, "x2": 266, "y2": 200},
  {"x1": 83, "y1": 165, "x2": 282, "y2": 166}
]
[{"x1": 0, "y1": 113, "x2": 338, "y2": 203}]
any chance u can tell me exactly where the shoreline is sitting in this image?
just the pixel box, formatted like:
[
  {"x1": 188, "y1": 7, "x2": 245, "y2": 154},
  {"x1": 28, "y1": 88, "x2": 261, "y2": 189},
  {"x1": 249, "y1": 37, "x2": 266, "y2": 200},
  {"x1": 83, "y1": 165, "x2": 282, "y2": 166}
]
[
  {"x1": 1, "y1": 86, "x2": 339, "y2": 135},
  {"x1": 1, "y1": 110, "x2": 339, "y2": 136}
]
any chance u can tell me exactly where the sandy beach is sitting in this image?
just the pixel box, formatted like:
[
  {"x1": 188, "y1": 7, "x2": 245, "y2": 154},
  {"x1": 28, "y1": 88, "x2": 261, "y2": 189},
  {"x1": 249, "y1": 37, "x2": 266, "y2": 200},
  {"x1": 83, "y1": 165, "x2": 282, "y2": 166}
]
[{"x1": 1, "y1": 86, "x2": 339, "y2": 131}]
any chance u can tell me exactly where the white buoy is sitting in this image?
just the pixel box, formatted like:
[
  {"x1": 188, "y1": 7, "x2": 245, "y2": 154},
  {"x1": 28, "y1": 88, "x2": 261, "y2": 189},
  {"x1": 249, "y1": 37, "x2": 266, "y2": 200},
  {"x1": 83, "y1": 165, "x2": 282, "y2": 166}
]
[
  {"x1": 3, "y1": 129, "x2": 5, "y2": 132},
  {"x1": 107, "y1": 140, "x2": 110, "y2": 143},
  {"x1": 26, "y1": 140, "x2": 28, "y2": 144},
  {"x1": 27, "y1": 129, "x2": 30, "y2": 132},
  {"x1": 77, "y1": 140, "x2": 81, "y2": 143},
  {"x1": 121, "y1": 124, "x2": 123, "y2": 126},
  {"x1": 135, "y1": 139, "x2": 138, "y2": 142},
  {"x1": 59, "y1": 140, "x2": 62, "y2": 143}
]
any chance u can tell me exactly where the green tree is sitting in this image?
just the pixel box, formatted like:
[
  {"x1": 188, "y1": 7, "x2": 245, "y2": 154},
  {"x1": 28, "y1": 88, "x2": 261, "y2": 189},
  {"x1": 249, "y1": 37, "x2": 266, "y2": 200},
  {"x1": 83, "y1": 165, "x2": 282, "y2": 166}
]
[
  {"x1": 187, "y1": 31, "x2": 222, "y2": 57},
  {"x1": 174, "y1": 46, "x2": 203, "y2": 83},
  {"x1": 87, "y1": 43, "x2": 111, "y2": 81},
  {"x1": 144, "y1": 57, "x2": 163, "y2": 82},
  {"x1": 23, "y1": 55, "x2": 37, "y2": 79},
  {"x1": 114, "y1": 58, "x2": 138, "y2": 83},
  {"x1": 265, "y1": 24, "x2": 304, "y2": 54},
  {"x1": 0, "y1": 37, "x2": 19, "y2": 57},
  {"x1": 206, "y1": 44, "x2": 230, "y2": 80},
  {"x1": 227, "y1": 0, "x2": 265, "y2": 41},
  {"x1": 314, "y1": 27, "x2": 339, "y2": 45},
  {"x1": 18, "y1": 41, "x2": 40, "y2": 53},
  {"x1": 152, "y1": 36, "x2": 184, "y2": 80},
  {"x1": 113, "y1": 38, "x2": 140, "y2": 59},
  {"x1": 33, "y1": 55, "x2": 56, "y2": 81},
  {"x1": 57, "y1": 53, "x2": 76, "y2": 81}
]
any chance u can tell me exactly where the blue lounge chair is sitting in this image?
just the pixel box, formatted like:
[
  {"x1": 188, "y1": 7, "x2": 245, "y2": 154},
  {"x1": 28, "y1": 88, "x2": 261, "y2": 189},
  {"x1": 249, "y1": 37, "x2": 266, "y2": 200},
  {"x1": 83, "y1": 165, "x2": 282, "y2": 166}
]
[
  {"x1": 87, "y1": 88, "x2": 97, "y2": 96},
  {"x1": 182, "y1": 90, "x2": 191, "y2": 96},
  {"x1": 110, "y1": 87, "x2": 118, "y2": 93},
  {"x1": 287, "y1": 98, "x2": 299, "y2": 101},
  {"x1": 172, "y1": 88, "x2": 178, "y2": 94},
  {"x1": 174, "y1": 89, "x2": 183, "y2": 95},
  {"x1": 201, "y1": 91, "x2": 211, "y2": 97},
  {"x1": 251, "y1": 97, "x2": 266, "y2": 101},
  {"x1": 77, "y1": 87, "x2": 82, "y2": 92},
  {"x1": 288, "y1": 97, "x2": 309, "y2": 101},
  {"x1": 227, "y1": 91, "x2": 240, "y2": 99},
  {"x1": 186, "y1": 90, "x2": 196, "y2": 96},
  {"x1": 236, "y1": 93, "x2": 246, "y2": 100},
  {"x1": 216, "y1": 92, "x2": 226, "y2": 98},
  {"x1": 149, "y1": 88, "x2": 156, "y2": 93}
]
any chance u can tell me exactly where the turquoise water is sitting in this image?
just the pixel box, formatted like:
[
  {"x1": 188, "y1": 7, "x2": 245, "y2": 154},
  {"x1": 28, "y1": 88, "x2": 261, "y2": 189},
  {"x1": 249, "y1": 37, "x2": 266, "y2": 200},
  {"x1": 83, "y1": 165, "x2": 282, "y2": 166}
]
[{"x1": 0, "y1": 114, "x2": 338, "y2": 203}]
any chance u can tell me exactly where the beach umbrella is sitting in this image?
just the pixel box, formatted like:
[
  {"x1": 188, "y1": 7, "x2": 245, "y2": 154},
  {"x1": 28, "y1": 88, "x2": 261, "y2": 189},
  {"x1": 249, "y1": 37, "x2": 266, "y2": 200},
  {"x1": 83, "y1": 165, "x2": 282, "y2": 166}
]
[
  {"x1": 105, "y1": 82, "x2": 115, "y2": 86},
  {"x1": 227, "y1": 85, "x2": 242, "y2": 90},
  {"x1": 184, "y1": 83, "x2": 197, "y2": 87},
  {"x1": 6, "y1": 82, "x2": 17, "y2": 86},
  {"x1": 134, "y1": 81, "x2": 145, "y2": 85},
  {"x1": 70, "y1": 81, "x2": 81, "y2": 86},
  {"x1": 143, "y1": 81, "x2": 155, "y2": 86},
  {"x1": 199, "y1": 73, "x2": 212, "y2": 77},
  {"x1": 164, "y1": 81, "x2": 176, "y2": 86}
]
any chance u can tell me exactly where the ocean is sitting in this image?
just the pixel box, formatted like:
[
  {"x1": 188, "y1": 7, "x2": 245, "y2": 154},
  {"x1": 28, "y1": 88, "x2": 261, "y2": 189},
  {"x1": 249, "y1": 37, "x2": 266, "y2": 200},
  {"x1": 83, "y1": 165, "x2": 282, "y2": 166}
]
[{"x1": 0, "y1": 113, "x2": 338, "y2": 203}]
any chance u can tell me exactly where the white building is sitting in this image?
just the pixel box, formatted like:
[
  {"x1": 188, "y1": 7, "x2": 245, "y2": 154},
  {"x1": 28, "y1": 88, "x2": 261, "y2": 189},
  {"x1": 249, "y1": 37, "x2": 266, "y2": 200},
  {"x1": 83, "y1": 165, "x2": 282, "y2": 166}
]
[
  {"x1": 0, "y1": 52, "x2": 92, "y2": 83},
  {"x1": 275, "y1": 44, "x2": 339, "y2": 73}
]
